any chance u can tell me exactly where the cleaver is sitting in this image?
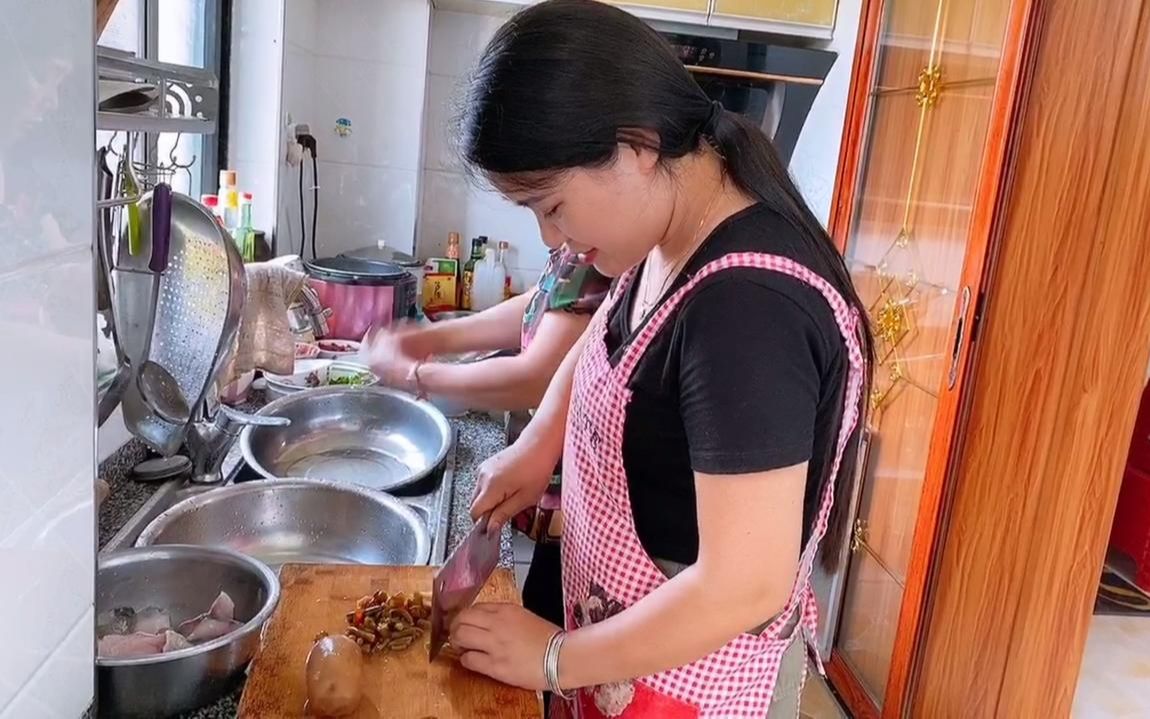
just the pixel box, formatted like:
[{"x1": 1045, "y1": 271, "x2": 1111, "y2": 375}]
[{"x1": 429, "y1": 515, "x2": 502, "y2": 661}]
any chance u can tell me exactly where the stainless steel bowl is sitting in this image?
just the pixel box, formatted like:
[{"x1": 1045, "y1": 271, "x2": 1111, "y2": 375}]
[
  {"x1": 136, "y1": 479, "x2": 431, "y2": 566},
  {"x1": 240, "y1": 386, "x2": 452, "y2": 493},
  {"x1": 96, "y1": 545, "x2": 280, "y2": 718}
]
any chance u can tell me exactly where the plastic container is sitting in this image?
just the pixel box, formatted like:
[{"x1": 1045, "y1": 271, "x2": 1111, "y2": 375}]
[
  {"x1": 471, "y1": 248, "x2": 507, "y2": 311},
  {"x1": 1110, "y1": 464, "x2": 1150, "y2": 592}
]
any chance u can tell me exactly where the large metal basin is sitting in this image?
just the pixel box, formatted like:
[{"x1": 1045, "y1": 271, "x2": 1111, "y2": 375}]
[
  {"x1": 97, "y1": 546, "x2": 280, "y2": 718},
  {"x1": 240, "y1": 386, "x2": 452, "y2": 493},
  {"x1": 136, "y1": 479, "x2": 431, "y2": 566}
]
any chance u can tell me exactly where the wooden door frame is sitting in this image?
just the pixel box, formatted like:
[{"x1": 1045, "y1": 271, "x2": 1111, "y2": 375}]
[{"x1": 824, "y1": 0, "x2": 1040, "y2": 716}]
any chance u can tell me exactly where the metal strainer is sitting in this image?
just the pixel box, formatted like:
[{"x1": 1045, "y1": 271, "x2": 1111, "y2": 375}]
[{"x1": 120, "y1": 193, "x2": 245, "y2": 455}]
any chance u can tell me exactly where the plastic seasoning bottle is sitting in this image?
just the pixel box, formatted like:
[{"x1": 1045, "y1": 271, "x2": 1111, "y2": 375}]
[
  {"x1": 200, "y1": 194, "x2": 225, "y2": 226},
  {"x1": 218, "y1": 170, "x2": 240, "y2": 230}
]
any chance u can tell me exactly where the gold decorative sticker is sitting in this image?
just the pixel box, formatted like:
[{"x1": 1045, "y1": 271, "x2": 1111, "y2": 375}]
[{"x1": 915, "y1": 64, "x2": 943, "y2": 108}]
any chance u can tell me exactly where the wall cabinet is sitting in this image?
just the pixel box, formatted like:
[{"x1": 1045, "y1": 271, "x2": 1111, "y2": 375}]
[
  {"x1": 711, "y1": 0, "x2": 837, "y2": 31},
  {"x1": 436, "y1": 0, "x2": 837, "y2": 38},
  {"x1": 608, "y1": 0, "x2": 710, "y2": 13}
]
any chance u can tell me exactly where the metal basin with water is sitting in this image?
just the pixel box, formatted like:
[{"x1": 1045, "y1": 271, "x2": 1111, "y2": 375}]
[
  {"x1": 135, "y1": 479, "x2": 431, "y2": 567},
  {"x1": 240, "y1": 386, "x2": 452, "y2": 493}
]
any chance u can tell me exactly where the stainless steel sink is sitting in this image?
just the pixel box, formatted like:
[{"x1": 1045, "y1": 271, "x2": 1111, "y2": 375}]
[{"x1": 102, "y1": 437, "x2": 455, "y2": 565}]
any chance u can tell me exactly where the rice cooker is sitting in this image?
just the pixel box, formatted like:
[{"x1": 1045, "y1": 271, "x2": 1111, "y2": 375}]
[
  {"x1": 340, "y1": 243, "x2": 425, "y2": 310},
  {"x1": 304, "y1": 255, "x2": 416, "y2": 340}
]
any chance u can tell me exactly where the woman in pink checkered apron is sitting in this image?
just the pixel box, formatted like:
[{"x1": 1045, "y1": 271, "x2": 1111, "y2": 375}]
[{"x1": 449, "y1": 2, "x2": 874, "y2": 717}]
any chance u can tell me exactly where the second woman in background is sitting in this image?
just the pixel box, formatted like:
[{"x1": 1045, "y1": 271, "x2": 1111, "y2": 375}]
[{"x1": 363, "y1": 240, "x2": 609, "y2": 636}]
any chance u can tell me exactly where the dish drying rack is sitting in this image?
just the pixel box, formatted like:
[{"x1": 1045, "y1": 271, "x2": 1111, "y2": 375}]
[{"x1": 97, "y1": 45, "x2": 219, "y2": 135}]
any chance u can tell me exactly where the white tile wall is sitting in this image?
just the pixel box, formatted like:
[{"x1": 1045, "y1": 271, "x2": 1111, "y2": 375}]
[
  {"x1": 0, "y1": 0, "x2": 95, "y2": 715},
  {"x1": 228, "y1": 0, "x2": 286, "y2": 234},
  {"x1": 276, "y1": 0, "x2": 431, "y2": 258},
  {"x1": 416, "y1": 9, "x2": 551, "y2": 290}
]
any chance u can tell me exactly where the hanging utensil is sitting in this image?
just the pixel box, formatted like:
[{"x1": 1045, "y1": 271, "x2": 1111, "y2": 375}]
[
  {"x1": 97, "y1": 146, "x2": 130, "y2": 427},
  {"x1": 135, "y1": 183, "x2": 191, "y2": 425},
  {"x1": 429, "y1": 515, "x2": 501, "y2": 662},
  {"x1": 121, "y1": 137, "x2": 143, "y2": 256}
]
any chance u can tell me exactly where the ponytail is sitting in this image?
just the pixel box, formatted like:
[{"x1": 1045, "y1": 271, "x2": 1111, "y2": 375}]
[{"x1": 460, "y1": 0, "x2": 873, "y2": 571}]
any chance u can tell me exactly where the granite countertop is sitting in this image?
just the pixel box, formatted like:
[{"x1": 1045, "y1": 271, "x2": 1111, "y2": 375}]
[{"x1": 95, "y1": 402, "x2": 512, "y2": 719}]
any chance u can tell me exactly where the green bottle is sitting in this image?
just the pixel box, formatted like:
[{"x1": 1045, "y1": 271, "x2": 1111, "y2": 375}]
[
  {"x1": 461, "y1": 236, "x2": 487, "y2": 310},
  {"x1": 233, "y1": 192, "x2": 255, "y2": 262}
]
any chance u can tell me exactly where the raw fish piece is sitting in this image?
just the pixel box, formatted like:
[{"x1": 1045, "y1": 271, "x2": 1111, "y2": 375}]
[
  {"x1": 133, "y1": 607, "x2": 171, "y2": 635},
  {"x1": 177, "y1": 591, "x2": 242, "y2": 643},
  {"x1": 207, "y1": 591, "x2": 235, "y2": 621},
  {"x1": 183, "y1": 617, "x2": 242, "y2": 643},
  {"x1": 161, "y1": 630, "x2": 192, "y2": 653},
  {"x1": 98, "y1": 632, "x2": 165, "y2": 658}
]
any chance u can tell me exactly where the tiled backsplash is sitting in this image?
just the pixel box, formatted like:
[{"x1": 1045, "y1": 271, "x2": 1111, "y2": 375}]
[
  {"x1": 0, "y1": 1, "x2": 96, "y2": 716},
  {"x1": 277, "y1": 0, "x2": 431, "y2": 259},
  {"x1": 416, "y1": 10, "x2": 547, "y2": 292},
  {"x1": 415, "y1": 5, "x2": 863, "y2": 289}
]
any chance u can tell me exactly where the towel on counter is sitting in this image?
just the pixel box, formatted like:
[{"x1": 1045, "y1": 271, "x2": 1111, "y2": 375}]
[{"x1": 219, "y1": 263, "x2": 308, "y2": 388}]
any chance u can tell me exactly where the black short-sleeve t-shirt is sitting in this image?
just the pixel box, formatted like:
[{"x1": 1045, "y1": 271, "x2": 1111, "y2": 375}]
[{"x1": 604, "y1": 204, "x2": 848, "y2": 565}]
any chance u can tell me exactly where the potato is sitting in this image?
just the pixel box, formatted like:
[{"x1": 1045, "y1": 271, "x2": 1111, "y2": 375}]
[{"x1": 305, "y1": 634, "x2": 363, "y2": 717}]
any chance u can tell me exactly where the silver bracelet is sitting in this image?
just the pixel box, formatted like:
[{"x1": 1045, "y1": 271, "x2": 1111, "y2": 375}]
[{"x1": 544, "y1": 630, "x2": 575, "y2": 699}]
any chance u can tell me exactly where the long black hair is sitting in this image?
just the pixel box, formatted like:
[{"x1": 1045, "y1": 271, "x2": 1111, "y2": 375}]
[{"x1": 458, "y1": 0, "x2": 873, "y2": 570}]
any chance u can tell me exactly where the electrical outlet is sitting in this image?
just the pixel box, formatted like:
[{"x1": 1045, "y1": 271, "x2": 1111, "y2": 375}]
[
  {"x1": 293, "y1": 123, "x2": 312, "y2": 139},
  {"x1": 285, "y1": 138, "x2": 303, "y2": 167}
]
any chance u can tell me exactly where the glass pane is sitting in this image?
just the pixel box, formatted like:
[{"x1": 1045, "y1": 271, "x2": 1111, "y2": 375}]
[
  {"x1": 937, "y1": 0, "x2": 1012, "y2": 83},
  {"x1": 872, "y1": 0, "x2": 939, "y2": 91},
  {"x1": 832, "y1": 0, "x2": 1014, "y2": 707},
  {"x1": 99, "y1": 0, "x2": 142, "y2": 54},
  {"x1": 838, "y1": 546, "x2": 902, "y2": 704},
  {"x1": 158, "y1": 0, "x2": 209, "y2": 68}
]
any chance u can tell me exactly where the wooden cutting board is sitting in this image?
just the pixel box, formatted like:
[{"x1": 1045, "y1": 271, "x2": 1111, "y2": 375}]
[{"x1": 238, "y1": 564, "x2": 542, "y2": 719}]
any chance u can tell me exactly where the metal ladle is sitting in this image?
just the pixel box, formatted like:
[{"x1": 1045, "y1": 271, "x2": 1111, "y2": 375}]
[{"x1": 138, "y1": 361, "x2": 190, "y2": 424}]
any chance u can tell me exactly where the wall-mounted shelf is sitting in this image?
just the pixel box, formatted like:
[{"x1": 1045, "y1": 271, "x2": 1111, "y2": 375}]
[
  {"x1": 97, "y1": 46, "x2": 219, "y2": 135},
  {"x1": 97, "y1": 111, "x2": 216, "y2": 134}
]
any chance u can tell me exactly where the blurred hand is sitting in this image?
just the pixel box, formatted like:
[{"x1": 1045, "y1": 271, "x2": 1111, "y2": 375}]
[
  {"x1": 359, "y1": 324, "x2": 434, "y2": 392},
  {"x1": 471, "y1": 439, "x2": 554, "y2": 529}
]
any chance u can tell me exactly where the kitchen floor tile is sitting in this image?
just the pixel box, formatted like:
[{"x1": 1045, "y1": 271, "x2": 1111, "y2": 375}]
[
  {"x1": 801, "y1": 665, "x2": 848, "y2": 718},
  {"x1": 512, "y1": 534, "x2": 535, "y2": 563},
  {"x1": 1074, "y1": 614, "x2": 1150, "y2": 717}
]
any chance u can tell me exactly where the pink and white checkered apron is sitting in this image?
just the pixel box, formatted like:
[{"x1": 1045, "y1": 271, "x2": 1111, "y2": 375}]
[{"x1": 557, "y1": 252, "x2": 865, "y2": 719}]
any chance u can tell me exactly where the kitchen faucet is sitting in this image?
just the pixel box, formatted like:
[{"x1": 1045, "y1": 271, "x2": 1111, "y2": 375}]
[{"x1": 185, "y1": 398, "x2": 289, "y2": 484}]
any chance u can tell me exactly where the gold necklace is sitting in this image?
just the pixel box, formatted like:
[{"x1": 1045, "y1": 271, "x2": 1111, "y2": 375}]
[{"x1": 636, "y1": 186, "x2": 724, "y2": 320}]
